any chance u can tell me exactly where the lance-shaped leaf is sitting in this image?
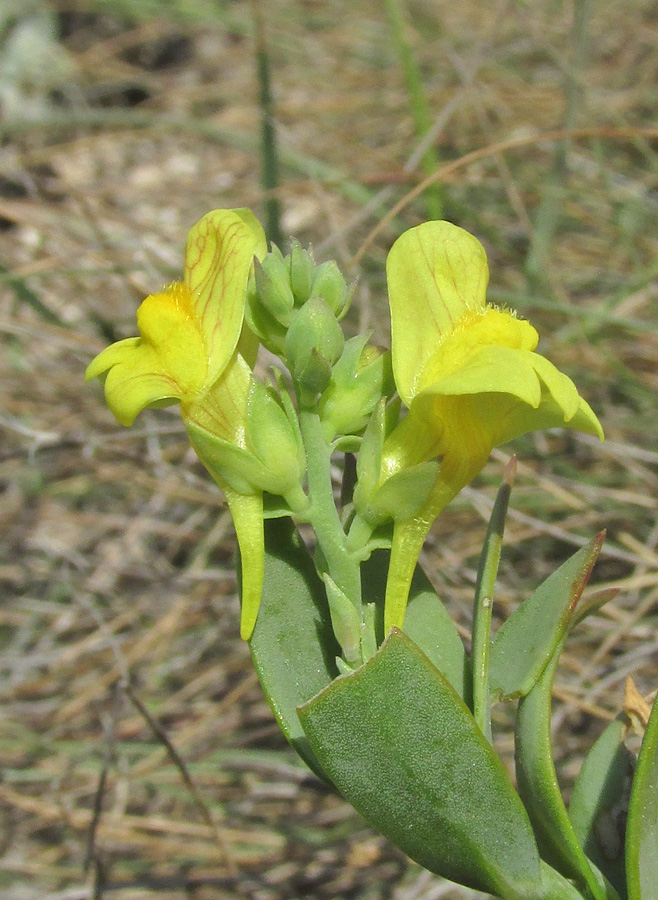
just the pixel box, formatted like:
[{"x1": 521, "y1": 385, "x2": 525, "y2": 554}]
[
  {"x1": 299, "y1": 630, "x2": 543, "y2": 897},
  {"x1": 490, "y1": 533, "x2": 606, "y2": 702},
  {"x1": 247, "y1": 518, "x2": 339, "y2": 780},
  {"x1": 516, "y1": 646, "x2": 621, "y2": 900},
  {"x1": 569, "y1": 718, "x2": 634, "y2": 898},
  {"x1": 626, "y1": 693, "x2": 658, "y2": 900}
]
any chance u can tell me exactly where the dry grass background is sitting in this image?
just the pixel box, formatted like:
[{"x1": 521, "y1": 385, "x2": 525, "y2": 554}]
[{"x1": 1, "y1": 0, "x2": 657, "y2": 898}]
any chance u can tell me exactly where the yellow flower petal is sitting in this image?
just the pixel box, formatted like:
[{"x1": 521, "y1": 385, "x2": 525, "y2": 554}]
[
  {"x1": 136, "y1": 282, "x2": 208, "y2": 393},
  {"x1": 422, "y1": 344, "x2": 542, "y2": 407},
  {"x1": 387, "y1": 220, "x2": 489, "y2": 405},
  {"x1": 419, "y1": 307, "x2": 538, "y2": 390},
  {"x1": 182, "y1": 349, "x2": 251, "y2": 447},
  {"x1": 183, "y1": 208, "x2": 267, "y2": 388},
  {"x1": 84, "y1": 332, "x2": 184, "y2": 426}
]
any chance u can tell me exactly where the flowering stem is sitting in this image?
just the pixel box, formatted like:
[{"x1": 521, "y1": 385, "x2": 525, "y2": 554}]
[
  {"x1": 472, "y1": 458, "x2": 515, "y2": 738},
  {"x1": 299, "y1": 407, "x2": 369, "y2": 664}
]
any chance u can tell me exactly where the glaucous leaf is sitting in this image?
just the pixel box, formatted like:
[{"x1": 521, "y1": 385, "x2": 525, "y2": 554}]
[
  {"x1": 299, "y1": 630, "x2": 542, "y2": 897},
  {"x1": 361, "y1": 550, "x2": 470, "y2": 701},
  {"x1": 248, "y1": 518, "x2": 339, "y2": 780},
  {"x1": 569, "y1": 718, "x2": 634, "y2": 899},
  {"x1": 626, "y1": 694, "x2": 658, "y2": 900},
  {"x1": 490, "y1": 534, "x2": 605, "y2": 702},
  {"x1": 516, "y1": 648, "x2": 621, "y2": 900}
]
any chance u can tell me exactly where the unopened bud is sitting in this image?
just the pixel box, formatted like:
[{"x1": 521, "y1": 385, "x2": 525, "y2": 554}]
[
  {"x1": 285, "y1": 296, "x2": 345, "y2": 398},
  {"x1": 311, "y1": 260, "x2": 351, "y2": 318},
  {"x1": 289, "y1": 239, "x2": 315, "y2": 306},
  {"x1": 319, "y1": 335, "x2": 393, "y2": 437},
  {"x1": 253, "y1": 247, "x2": 295, "y2": 323}
]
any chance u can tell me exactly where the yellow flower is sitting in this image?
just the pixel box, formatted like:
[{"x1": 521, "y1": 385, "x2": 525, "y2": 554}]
[
  {"x1": 382, "y1": 220, "x2": 603, "y2": 632},
  {"x1": 85, "y1": 208, "x2": 266, "y2": 424},
  {"x1": 86, "y1": 208, "x2": 268, "y2": 639}
]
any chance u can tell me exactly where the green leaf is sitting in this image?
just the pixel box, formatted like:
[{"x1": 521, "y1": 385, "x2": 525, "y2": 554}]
[
  {"x1": 248, "y1": 518, "x2": 339, "y2": 780},
  {"x1": 626, "y1": 694, "x2": 658, "y2": 900},
  {"x1": 569, "y1": 718, "x2": 634, "y2": 899},
  {"x1": 361, "y1": 550, "x2": 470, "y2": 702},
  {"x1": 299, "y1": 629, "x2": 543, "y2": 897},
  {"x1": 490, "y1": 533, "x2": 605, "y2": 702},
  {"x1": 516, "y1": 648, "x2": 620, "y2": 900}
]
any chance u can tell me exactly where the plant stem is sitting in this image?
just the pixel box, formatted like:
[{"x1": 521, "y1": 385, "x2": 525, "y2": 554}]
[
  {"x1": 299, "y1": 408, "x2": 363, "y2": 618},
  {"x1": 472, "y1": 458, "x2": 515, "y2": 738}
]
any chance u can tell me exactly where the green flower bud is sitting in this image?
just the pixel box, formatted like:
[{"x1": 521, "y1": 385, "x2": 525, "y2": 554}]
[
  {"x1": 294, "y1": 349, "x2": 334, "y2": 398},
  {"x1": 319, "y1": 335, "x2": 393, "y2": 437},
  {"x1": 253, "y1": 247, "x2": 295, "y2": 323},
  {"x1": 285, "y1": 296, "x2": 345, "y2": 398},
  {"x1": 289, "y1": 239, "x2": 315, "y2": 306},
  {"x1": 311, "y1": 260, "x2": 351, "y2": 318},
  {"x1": 245, "y1": 284, "x2": 288, "y2": 356}
]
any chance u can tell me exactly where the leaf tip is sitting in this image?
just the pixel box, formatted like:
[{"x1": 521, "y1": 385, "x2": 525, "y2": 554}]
[{"x1": 503, "y1": 454, "x2": 517, "y2": 487}]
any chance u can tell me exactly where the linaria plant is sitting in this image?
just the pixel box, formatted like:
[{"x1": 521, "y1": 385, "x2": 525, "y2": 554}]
[{"x1": 87, "y1": 209, "x2": 657, "y2": 900}]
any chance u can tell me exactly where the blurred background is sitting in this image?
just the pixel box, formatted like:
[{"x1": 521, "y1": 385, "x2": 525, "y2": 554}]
[{"x1": 1, "y1": 0, "x2": 657, "y2": 897}]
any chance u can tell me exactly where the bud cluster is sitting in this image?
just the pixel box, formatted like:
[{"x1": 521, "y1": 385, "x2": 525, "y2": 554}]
[{"x1": 246, "y1": 242, "x2": 351, "y2": 402}]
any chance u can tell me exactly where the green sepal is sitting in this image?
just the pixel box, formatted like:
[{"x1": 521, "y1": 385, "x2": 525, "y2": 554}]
[
  {"x1": 245, "y1": 284, "x2": 288, "y2": 355},
  {"x1": 361, "y1": 549, "x2": 470, "y2": 702},
  {"x1": 515, "y1": 646, "x2": 620, "y2": 900},
  {"x1": 311, "y1": 259, "x2": 350, "y2": 318},
  {"x1": 289, "y1": 239, "x2": 315, "y2": 306},
  {"x1": 298, "y1": 629, "x2": 543, "y2": 897},
  {"x1": 490, "y1": 533, "x2": 606, "y2": 702},
  {"x1": 246, "y1": 378, "x2": 305, "y2": 492},
  {"x1": 186, "y1": 420, "x2": 272, "y2": 495},
  {"x1": 569, "y1": 718, "x2": 634, "y2": 898},
  {"x1": 322, "y1": 574, "x2": 362, "y2": 668},
  {"x1": 319, "y1": 335, "x2": 393, "y2": 438},
  {"x1": 333, "y1": 435, "x2": 361, "y2": 453},
  {"x1": 248, "y1": 517, "x2": 339, "y2": 780},
  {"x1": 262, "y1": 493, "x2": 294, "y2": 519},
  {"x1": 361, "y1": 461, "x2": 439, "y2": 524},
  {"x1": 253, "y1": 247, "x2": 295, "y2": 323},
  {"x1": 185, "y1": 422, "x2": 290, "y2": 494},
  {"x1": 353, "y1": 398, "x2": 386, "y2": 507},
  {"x1": 626, "y1": 693, "x2": 658, "y2": 900}
]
